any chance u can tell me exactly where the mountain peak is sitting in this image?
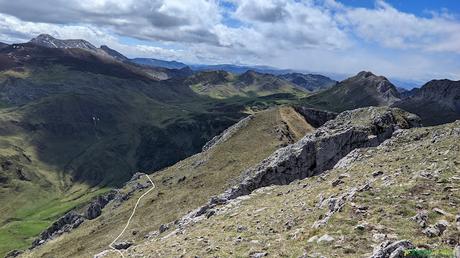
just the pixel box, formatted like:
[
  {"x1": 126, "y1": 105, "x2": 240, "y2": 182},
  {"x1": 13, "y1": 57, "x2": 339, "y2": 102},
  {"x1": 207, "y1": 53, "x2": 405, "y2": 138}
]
[
  {"x1": 356, "y1": 71, "x2": 376, "y2": 78},
  {"x1": 29, "y1": 34, "x2": 97, "y2": 51}
]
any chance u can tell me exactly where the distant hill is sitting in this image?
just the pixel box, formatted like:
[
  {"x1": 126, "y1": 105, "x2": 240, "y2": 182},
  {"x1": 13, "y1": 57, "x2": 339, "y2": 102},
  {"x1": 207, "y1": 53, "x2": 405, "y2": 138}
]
[
  {"x1": 131, "y1": 58, "x2": 188, "y2": 69},
  {"x1": 29, "y1": 34, "x2": 98, "y2": 51},
  {"x1": 304, "y1": 71, "x2": 401, "y2": 112},
  {"x1": 186, "y1": 70, "x2": 308, "y2": 99},
  {"x1": 278, "y1": 73, "x2": 336, "y2": 92},
  {"x1": 393, "y1": 79, "x2": 460, "y2": 125},
  {"x1": 100, "y1": 45, "x2": 128, "y2": 61},
  {"x1": 190, "y1": 63, "x2": 294, "y2": 75}
]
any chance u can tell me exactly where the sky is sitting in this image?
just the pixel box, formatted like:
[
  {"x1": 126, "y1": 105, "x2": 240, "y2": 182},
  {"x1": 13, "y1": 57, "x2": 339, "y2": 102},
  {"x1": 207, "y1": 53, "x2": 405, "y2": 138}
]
[{"x1": 0, "y1": 0, "x2": 459, "y2": 84}]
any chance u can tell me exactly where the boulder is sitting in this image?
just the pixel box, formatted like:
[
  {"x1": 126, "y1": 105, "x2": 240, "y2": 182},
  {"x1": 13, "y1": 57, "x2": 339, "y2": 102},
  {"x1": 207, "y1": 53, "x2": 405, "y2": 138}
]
[
  {"x1": 371, "y1": 240, "x2": 415, "y2": 258},
  {"x1": 113, "y1": 241, "x2": 133, "y2": 250},
  {"x1": 317, "y1": 234, "x2": 335, "y2": 243}
]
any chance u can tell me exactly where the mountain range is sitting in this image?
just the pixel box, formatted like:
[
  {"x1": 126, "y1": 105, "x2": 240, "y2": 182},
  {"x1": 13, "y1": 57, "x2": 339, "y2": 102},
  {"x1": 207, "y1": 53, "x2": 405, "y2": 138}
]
[{"x1": 0, "y1": 34, "x2": 459, "y2": 258}]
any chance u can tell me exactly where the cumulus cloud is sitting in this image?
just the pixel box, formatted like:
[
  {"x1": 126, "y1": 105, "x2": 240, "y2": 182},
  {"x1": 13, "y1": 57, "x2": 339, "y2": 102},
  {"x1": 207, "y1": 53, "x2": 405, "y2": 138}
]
[
  {"x1": 336, "y1": 0, "x2": 460, "y2": 53},
  {"x1": 0, "y1": 0, "x2": 223, "y2": 44},
  {"x1": 0, "y1": 0, "x2": 459, "y2": 81},
  {"x1": 232, "y1": 0, "x2": 350, "y2": 49}
]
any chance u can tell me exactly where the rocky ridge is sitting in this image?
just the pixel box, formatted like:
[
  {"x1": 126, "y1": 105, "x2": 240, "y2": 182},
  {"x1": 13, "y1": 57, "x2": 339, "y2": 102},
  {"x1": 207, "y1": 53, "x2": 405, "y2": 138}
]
[
  {"x1": 305, "y1": 71, "x2": 402, "y2": 112},
  {"x1": 127, "y1": 118, "x2": 459, "y2": 258},
  {"x1": 29, "y1": 34, "x2": 98, "y2": 51},
  {"x1": 393, "y1": 79, "x2": 460, "y2": 126},
  {"x1": 173, "y1": 107, "x2": 421, "y2": 229}
]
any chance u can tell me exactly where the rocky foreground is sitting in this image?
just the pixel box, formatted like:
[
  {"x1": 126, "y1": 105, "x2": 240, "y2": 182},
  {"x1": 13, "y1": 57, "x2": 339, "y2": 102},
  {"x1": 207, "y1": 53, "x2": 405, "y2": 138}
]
[{"x1": 124, "y1": 111, "x2": 459, "y2": 257}]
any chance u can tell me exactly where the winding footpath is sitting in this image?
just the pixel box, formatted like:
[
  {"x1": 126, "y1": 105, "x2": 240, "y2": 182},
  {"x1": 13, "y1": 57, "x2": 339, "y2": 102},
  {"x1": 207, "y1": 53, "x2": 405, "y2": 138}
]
[{"x1": 106, "y1": 174, "x2": 156, "y2": 258}]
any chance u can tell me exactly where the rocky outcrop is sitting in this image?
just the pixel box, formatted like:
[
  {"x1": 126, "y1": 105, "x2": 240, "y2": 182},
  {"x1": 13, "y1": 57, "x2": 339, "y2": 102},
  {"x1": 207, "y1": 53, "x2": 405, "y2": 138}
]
[
  {"x1": 84, "y1": 191, "x2": 118, "y2": 219},
  {"x1": 31, "y1": 211, "x2": 85, "y2": 247},
  {"x1": 31, "y1": 172, "x2": 151, "y2": 248},
  {"x1": 371, "y1": 240, "x2": 415, "y2": 258},
  {"x1": 177, "y1": 107, "x2": 420, "y2": 227},
  {"x1": 294, "y1": 107, "x2": 337, "y2": 127}
]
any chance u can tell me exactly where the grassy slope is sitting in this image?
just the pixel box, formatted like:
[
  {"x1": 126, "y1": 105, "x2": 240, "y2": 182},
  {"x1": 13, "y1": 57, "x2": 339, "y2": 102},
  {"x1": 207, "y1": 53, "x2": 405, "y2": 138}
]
[
  {"x1": 188, "y1": 72, "x2": 308, "y2": 99},
  {"x1": 303, "y1": 83, "x2": 384, "y2": 113},
  {"x1": 0, "y1": 59, "x2": 307, "y2": 256},
  {"x1": 0, "y1": 65, "x2": 241, "y2": 256},
  {"x1": 22, "y1": 106, "x2": 315, "y2": 257},
  {"x1": 129, "y1": 121, "x2": 460, "y2": 257}
]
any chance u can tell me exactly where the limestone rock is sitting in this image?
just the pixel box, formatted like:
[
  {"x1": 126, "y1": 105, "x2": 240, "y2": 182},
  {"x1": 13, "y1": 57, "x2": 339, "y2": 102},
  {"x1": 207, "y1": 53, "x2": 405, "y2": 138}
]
[
  {"x1": 113, "y1": 241, "x2": 133, "y2": 250},
  {"x1": 31, "y1": 211, "x2": 84, "y2": 248},
  {"x1": 411, "y1": 210, "x2": 428, "y2": 228},
  {"x1": 371, "y1": 240, "x2": 415, "y2": 258},
  {"x1": 178, "y1": 107, "x2": 420, "y2": 228},
  {"x1": 294, "y1": 107, "x2": 337, "y2": 128},
  {"x1": 317, "y1": 234, "x2": 335, "y2": 243},
  {"x1": 423, "y1": 220, "x2": 449, "y2": 237}
]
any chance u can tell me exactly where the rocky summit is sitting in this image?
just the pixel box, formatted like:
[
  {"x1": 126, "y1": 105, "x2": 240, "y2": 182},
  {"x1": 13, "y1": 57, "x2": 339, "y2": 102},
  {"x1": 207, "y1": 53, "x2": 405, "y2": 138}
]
[
  {"x1": 29, "y1": 34, "x2": 98, "y2": 51},
  {"x1": 305, "y1": 71, "x2": 401, "y2": 112}
]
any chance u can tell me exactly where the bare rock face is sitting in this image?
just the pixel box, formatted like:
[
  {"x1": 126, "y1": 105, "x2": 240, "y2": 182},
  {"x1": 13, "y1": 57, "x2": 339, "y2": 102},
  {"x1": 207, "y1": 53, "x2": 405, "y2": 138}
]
[
  {"x1": 178, "y1": 107, "x2": 420, "y2": 227},
  {"x1": 31, "y1": 211, "x2": 85, "y2": 248},
  {"x1": 294, "y1": 107, "x2": 337, "y2": 127}
]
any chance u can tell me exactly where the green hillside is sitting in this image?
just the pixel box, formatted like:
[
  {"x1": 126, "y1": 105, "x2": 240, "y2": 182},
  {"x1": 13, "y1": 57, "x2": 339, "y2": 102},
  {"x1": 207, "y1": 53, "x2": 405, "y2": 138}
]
[
  {"x1": 188, "y1": 70, "x2": 309, "y2": 99},
  {"x1": 20, "y1": 106, "x2": 316, "y2": 257},
  {"x1": 0, "y1": 44, "x2": 305, "y2": 256}
]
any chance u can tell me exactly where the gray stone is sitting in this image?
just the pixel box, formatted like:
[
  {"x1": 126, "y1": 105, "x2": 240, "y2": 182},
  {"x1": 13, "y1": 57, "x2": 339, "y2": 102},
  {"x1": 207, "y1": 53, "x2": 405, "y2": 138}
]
[
  {"x1": 433, "y1": 208, "x2": 448, "y2": 215},
  {"x1": 372, "y1": 170, "x2": 384, "y2": 177},
  {"x1": 317, "y1": 234, "x2": 335, "y2": 243},
  {"x1": 422, "y1": 220, "x2": 448, "y2": 237},
  {"x1": 250, "y1": 252, "x2": 268, "y2": 258},
  {"x1": 4, "y1": 250, "x2": 23, "y2": 258},
  {"x1": 31, "y1": 211, "x2": 85, "y2": 248},
  {"x1": 411, "y1": 210, "x2": 428, "y2": 228},
  {"x1": 371, "y1": 240, "x2": 415, "y2": 258},
  {"x1": 113, "y1": 241, "x2": 133, "y2": 250}
]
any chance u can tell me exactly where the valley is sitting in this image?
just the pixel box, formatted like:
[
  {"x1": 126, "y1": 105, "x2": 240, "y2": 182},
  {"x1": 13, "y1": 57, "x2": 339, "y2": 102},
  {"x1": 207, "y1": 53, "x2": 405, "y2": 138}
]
[{"x1": 0, "y1": 33, "x2": 458, "y2": 258}]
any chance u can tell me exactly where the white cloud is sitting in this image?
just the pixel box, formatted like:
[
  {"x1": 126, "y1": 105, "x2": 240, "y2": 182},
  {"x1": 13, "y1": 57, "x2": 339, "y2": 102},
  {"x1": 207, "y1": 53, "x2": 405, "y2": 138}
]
[
  {"x1": 232, "y1": 0, "x2": 350, "y2": 50},
  {"x1": 0, "y1": 0, "x2": 459, "y2": 81},
  {"x1": 336, "y1": 0, "x2": 460, "y2": 53}
]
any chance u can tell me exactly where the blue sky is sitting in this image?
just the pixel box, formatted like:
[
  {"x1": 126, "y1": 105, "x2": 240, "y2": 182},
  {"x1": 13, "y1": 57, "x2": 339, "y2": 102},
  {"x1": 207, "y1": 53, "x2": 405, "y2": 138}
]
[
  {"x1": 0, "y1": 0, "x2": 459, "y2": 85},
  {"x1": 338, "y1": 0, "x2": 459, "y2": 16}
]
